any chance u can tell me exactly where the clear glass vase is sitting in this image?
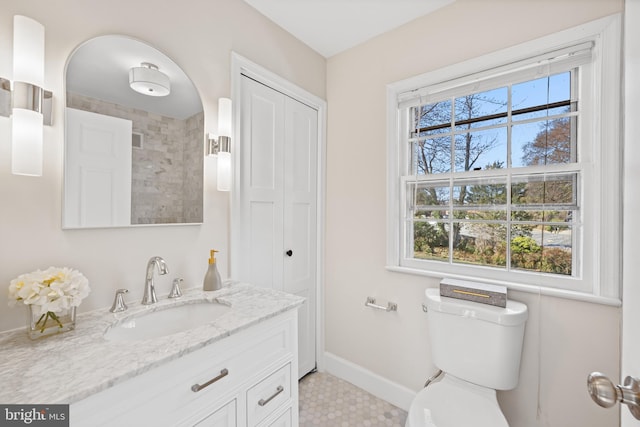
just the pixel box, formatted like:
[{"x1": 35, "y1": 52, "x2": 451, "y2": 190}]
[{"x1": 27, "y1": 305, "x2": 76, "y2": 340}]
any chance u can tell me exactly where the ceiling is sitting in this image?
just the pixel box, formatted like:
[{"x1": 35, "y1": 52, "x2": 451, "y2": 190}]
[
  {"x1": 243, "y1": 0, "x2": 455, "y2": 58},
  {"x1": 65, "y1": 2, "x2": 454, "y2": 117}
]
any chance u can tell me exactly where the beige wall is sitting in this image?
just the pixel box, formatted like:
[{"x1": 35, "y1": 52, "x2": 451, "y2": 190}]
[
  {"x1": 325, "y1": 0, "x2": 622, "y2": 426},
  {"x1": 0, "y1": 0, "x2": 325, "y2": 331}
]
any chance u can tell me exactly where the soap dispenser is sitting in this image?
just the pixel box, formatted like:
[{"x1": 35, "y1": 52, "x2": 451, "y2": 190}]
[{"x1": 203, "y1": 249, "x2": 222, "y2": 291}]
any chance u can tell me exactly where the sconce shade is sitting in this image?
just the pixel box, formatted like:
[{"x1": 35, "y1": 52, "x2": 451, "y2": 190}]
[
  {"x1": 11, "y1": 109, "x2": 43, "y2": 176},
  {"x1": 12, "y1": 15, "x2": 45, "y2": 176},
  {"x1": 217, "y1": 151, "x2": 231, "y2": 191},
  {"x1": 129, "y1": 63, "x2": 170, "y2": 97},
  {"x1": 218, "y1": 98, "x2": 232, "y2": 137},
  {"x1": 13, "y1": 16, "x2": 44, "y2": 87}
]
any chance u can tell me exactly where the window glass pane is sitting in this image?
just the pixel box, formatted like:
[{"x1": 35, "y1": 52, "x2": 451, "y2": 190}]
[
  {"x1": 412, "y1": 220, "x2": 449, "y2": 261},
  {"x1": 457, "y1": 210, "x2": 507, "y2": 221},
  {"x1": 512, "y1": 121, "x2": 542, "y2": 167},
  {"x1": 411, "y1": 182, "x2": 450, "y2": 207},
  {"x1": 412, "y1": 100, "x2": 452, "y2": 137},
  {"x1": 512, "y1": 72, "x2": 571, "y2": 122},
  {"x1": 454, "y1": 88, "x2": 508, "y2": 130},
  {"x1": 454, "y1": 128, "x2": 507, "y2": 172},
  {"x1": 515, "y1": 118, "x2": 573, "y2": 166},
  {"x1": 452, "y1": 222, "x2": 507, "y2": 267},
  {"x1": 510, "y1": 225, "x2": 573, "y2": 275},
  {"x1": 548, "y1": 72, "x2": 572, "y2": 104},
  {"x1": 453, "y1": 177, "x2": 507, "y2": 207},
  {"x1": 511, "y1": 173, "x2": 577, "y2": 207},
  {"x1": 413, "y1": 137, "x2": 452, "y2": 174},
  {"x1": 511, "y1": 210, "x2": 574, "y2": 223}
]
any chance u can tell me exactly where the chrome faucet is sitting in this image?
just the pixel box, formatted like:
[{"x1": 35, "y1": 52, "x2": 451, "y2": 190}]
[{"x1": 142, "y1": 256, "x2": 169, "y2": 305}]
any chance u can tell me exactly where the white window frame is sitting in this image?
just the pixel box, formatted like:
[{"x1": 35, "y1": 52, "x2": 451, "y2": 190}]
[{"x1": 386, "y1": 15, "x2": 622, "y2": 305}]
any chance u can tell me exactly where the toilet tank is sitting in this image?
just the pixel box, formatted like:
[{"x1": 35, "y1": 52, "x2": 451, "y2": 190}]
[{"x1": 424, "y1": 287, "x2": 528, "y2": 390}]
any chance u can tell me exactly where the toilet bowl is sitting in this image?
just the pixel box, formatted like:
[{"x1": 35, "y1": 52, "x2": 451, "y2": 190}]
[
  {"x1": 406, "y1": 285, "x2": 528, "y2": 427},
  {"x1": 405, "y1": 375, "x2": 508, "y2": 427}
]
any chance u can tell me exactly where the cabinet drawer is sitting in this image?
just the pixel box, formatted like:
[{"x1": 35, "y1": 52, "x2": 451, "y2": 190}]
[
  {"x1": 194, "y1": 399, "x2": 236, "y2": 427},
  {"x1": 247, "y1": 364, "x2": 291, "y2": 427},
  {"x1": 264, "y1": 408, "x2": 292, "y2": 427}
]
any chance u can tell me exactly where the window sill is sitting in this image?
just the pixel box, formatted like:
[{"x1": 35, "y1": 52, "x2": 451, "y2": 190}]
[{"x1": 386, "y1": 265, "x2": 621, "y2": 307}]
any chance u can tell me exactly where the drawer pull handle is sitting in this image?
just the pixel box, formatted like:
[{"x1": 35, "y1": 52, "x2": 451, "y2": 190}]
[
  {"x1": 258, "y1": 385, "x2": 284, "y2": 407},
  {"x1": 191, "y1": 368, "x2": 229, "y2": 392}
]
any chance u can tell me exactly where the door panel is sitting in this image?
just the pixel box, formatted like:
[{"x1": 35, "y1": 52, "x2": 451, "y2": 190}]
[
  {"x1": 249, "y1": 91, "x2": 281, "y2": 190},
  {"x1": 237, "y1": 78, "x2": 285, "y2": 287},
  {"x1": 64, "y1": 108, "x2": 132, "y2": 228},
  {"x1": 284, "y1": 97, "x2": 318, "y2": 378},
  {"x1": 249, "y1": 201, "x2": 281, "y2": 290},
  {"x1": 284, "y1": 97, "x2": 317, "y2": 296},
  {"x1": 295, "y1": 288, "x2": 316, "y2": 380},
  {"x1": 288, "y1": 203, "x2": 312, "y2": 294}
]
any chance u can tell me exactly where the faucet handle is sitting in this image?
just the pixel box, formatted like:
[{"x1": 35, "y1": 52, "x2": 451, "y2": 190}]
[
  {"x1": 110, "y1": 288, "x2": 129, "y2": 313},
  {"x1": 169, "y1": 278, "x2": 183, "y2": 299}
]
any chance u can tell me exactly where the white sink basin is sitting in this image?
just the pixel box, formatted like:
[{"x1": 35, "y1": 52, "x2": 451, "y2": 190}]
[{"x1": 104, "y1": 301, "x2": 231, "y2": 342}]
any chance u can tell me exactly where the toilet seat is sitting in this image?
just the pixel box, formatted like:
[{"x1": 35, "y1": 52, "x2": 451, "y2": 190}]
[{"x1": 406, "y1": 374, "x2": 509, "y2": 427}]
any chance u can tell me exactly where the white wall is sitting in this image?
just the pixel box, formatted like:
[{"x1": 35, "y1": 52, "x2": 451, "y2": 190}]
[
  {"x1": 325, "y1": 0, "x2": 622, "y2": 426},
  {"x1": 0, "y1": 0, "x2": 325, "y2": 331}
]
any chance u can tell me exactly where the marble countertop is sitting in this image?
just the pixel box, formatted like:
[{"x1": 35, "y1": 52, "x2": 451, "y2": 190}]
[{"x1": 0, "y1": 282, "x2": 304, "y2": 405}]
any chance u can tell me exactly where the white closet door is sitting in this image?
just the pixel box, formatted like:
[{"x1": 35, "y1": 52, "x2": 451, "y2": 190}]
[
  {"x1": 283, "y1": 96, "x2": 317, "y2": 378},
  {"x1": 237, "y1": 77, "x2": 286, "y2": 290},
  {"x1": 236, "y1": 75, "x2": 318, "y2": 379},
  {"x1": 64, "y1": 108, "x2": 132, "y2": 228}
]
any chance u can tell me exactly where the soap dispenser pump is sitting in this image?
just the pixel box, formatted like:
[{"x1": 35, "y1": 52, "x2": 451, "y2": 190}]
[{"x1": 203, "y1": 249, "x2": 222, "y2": 291}]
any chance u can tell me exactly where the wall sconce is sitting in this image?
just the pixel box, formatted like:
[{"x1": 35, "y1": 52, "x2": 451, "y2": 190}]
[
  {"x1": 0, "y1": 15, "x2": 53, "y2": 177},
  {"x1": 207, "y1": 98, "x2": 232, "y2": 191}
]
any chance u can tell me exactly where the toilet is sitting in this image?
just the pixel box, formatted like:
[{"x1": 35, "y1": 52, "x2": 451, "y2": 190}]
[{"x1": 406, "y1": 287, "x2": 528, "y2": 427}]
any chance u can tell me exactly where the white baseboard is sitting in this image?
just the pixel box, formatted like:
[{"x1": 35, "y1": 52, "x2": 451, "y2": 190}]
[{"x1": 323, "y1": 352, "x2": 417, "y2": 411}]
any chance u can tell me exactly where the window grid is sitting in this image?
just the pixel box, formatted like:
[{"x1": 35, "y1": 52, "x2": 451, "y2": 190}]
[{"x1": 403, "y1": 70, "x2": 581, "y2": 277}]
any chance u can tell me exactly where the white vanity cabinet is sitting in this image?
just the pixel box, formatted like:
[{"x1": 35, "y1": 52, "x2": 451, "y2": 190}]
[{"x1": 71, "y1": 310, "x2": 299, "y2": 427}]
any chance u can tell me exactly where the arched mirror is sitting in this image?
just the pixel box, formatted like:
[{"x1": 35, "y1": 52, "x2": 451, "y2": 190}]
[{"x1": 63, "y1": 35, "x2": 204, "y2": 229}]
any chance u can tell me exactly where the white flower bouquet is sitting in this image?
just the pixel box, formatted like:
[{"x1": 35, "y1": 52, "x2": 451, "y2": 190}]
[{"x1": 8, "y1": 267, "x2": 90, "y2": 334}]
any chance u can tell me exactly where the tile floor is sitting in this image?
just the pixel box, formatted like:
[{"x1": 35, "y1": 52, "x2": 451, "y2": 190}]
[{"x1": 298, "y1": 371, "x2": 408, "y2": 426}]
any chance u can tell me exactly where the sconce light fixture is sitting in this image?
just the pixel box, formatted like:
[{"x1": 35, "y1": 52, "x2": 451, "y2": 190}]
[
  {"x1": 207, "y1": 98, "x2": 232, "y2": 192},
  {"x1": 0, "y1": 15, "x2": 53, "y2": 177},
  {"x1": 129, "y1": 62, "x2": 170, "y2": 97}
]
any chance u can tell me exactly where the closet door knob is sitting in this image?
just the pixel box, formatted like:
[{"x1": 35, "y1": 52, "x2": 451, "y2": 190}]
[{"x1": 285, "y1": 250, "x2": 293, "y2": 257}]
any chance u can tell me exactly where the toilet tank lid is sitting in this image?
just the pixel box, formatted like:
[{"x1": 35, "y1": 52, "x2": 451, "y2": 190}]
[{"x1": 424, "y1": 288, "x2": 528, "y2": 326}]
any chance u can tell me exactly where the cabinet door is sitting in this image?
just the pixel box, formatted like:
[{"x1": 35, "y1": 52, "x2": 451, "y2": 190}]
[{"x1": 194, "y1": 399, "x2": 236, "y2": 427}]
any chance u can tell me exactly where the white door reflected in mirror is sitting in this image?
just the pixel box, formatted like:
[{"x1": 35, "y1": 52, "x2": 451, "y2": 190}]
[{"x1": 64, "y1": 108, "x2": 132, "y2": 228}]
